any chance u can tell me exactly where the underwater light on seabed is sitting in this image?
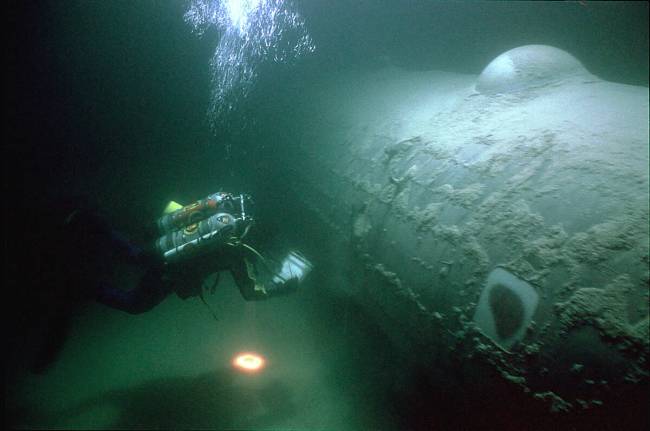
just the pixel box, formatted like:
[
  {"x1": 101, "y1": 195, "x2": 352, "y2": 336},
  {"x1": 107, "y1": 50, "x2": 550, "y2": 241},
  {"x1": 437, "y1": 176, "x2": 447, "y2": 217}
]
[{"x1": 232, "y1": 352, "x2": 266, "y2": 373}]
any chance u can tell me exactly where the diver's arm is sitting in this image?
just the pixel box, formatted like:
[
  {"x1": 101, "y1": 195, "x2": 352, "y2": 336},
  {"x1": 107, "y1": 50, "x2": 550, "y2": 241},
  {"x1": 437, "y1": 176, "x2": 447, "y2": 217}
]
[
  {"x1": 229, "y1": 256, "x2": 301, "y2": 301},
  {"x1": 230, "y1": 259, "x2": 271, "y2": 301}
]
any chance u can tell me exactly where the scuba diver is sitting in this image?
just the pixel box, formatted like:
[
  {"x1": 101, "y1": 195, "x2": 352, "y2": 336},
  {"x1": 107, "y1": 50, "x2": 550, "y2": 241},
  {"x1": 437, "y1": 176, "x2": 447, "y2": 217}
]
[
  {"x1": 13, "y1": 191, "x2": 311, "y2": 374},
  {"x1": 94, "y1": 191, "x2": 312, "y2": 315}
]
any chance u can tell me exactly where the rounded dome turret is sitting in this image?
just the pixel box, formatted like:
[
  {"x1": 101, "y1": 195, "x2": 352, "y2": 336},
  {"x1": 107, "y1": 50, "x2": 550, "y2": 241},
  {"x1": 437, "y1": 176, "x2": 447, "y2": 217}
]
[{"x1": 476, "y1": 45, "x2": 592, "y2": 94}]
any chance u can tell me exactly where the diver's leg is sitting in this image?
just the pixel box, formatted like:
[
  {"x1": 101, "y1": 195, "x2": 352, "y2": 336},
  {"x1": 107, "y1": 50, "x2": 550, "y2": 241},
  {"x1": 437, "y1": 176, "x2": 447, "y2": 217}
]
[
  {"x1": 95, "y1": 268, "x2": 174, "y2": 314},
  {"x1": 106, "y1": 229, "x2": 148, "y2": 264},
  {"x1": 107, "y1": 229, "x2": 164, "y2": 268},
  {"x1": 66, "y1": 207, "x2": 161, "y2": 268}
]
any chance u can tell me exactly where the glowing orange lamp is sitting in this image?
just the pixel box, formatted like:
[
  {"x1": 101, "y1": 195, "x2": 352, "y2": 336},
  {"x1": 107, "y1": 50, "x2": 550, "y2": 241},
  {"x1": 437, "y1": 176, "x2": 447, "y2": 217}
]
[{"x1": 232, "y1": 352, "x2": 266, "y2": 373}]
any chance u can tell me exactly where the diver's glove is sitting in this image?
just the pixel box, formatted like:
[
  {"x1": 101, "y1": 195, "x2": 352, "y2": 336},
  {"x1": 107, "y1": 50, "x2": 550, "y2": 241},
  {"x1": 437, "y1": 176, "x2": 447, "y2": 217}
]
[{"x1": 264, "y1": 251, "x2": 312, "y2": 297}]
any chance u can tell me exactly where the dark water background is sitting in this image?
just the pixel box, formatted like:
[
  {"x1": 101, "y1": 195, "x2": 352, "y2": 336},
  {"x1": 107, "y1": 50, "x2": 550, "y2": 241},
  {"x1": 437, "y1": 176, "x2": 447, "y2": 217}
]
[
  {"x1": 7, "y1": 1, "x2": 649, "y2": 429},
  {"x1": 9, "y1": 1, "x2": 649, "y2": 206}
]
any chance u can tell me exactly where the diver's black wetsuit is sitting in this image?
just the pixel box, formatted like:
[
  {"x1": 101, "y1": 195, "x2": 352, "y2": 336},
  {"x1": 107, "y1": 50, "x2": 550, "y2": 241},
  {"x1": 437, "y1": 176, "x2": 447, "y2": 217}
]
[
  {"x1": 16, "y1": 200, "x2": 272, "y2": 373},
  {"x1": 94, "y1": 237, "x2": 270, "y2": 315},
  {"x1": 13, "y1": 199, "x2": 152, "y2": 373},
  {"x1": 74, "y1": 206, "x2": 272, "y2": 315}
]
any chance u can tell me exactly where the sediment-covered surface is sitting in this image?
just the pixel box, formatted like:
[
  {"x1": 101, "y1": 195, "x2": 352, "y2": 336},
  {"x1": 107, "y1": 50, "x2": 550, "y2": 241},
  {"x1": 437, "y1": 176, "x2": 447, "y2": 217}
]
[{"x1": 235, "y1": 53, "x2": 649, "y2": 426}]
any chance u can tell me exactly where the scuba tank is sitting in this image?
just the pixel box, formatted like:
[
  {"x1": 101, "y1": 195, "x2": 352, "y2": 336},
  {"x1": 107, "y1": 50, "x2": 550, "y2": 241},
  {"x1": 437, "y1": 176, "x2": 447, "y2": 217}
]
[
  {"x1": 155, "y1": 193, "x2": 254, "y2": 263},
  {"x1": 156, "y1": 212, "x2": 238, "y2": 263},
  {"x1": 157, "y1": 192, "x2": 231, "y2": 234}
]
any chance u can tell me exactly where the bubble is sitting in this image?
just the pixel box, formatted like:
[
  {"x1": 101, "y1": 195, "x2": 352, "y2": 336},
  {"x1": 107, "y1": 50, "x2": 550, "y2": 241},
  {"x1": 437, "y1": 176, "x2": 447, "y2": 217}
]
[{"x1": 184, "y1": 0, "x2": 315, "y2": 129}]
